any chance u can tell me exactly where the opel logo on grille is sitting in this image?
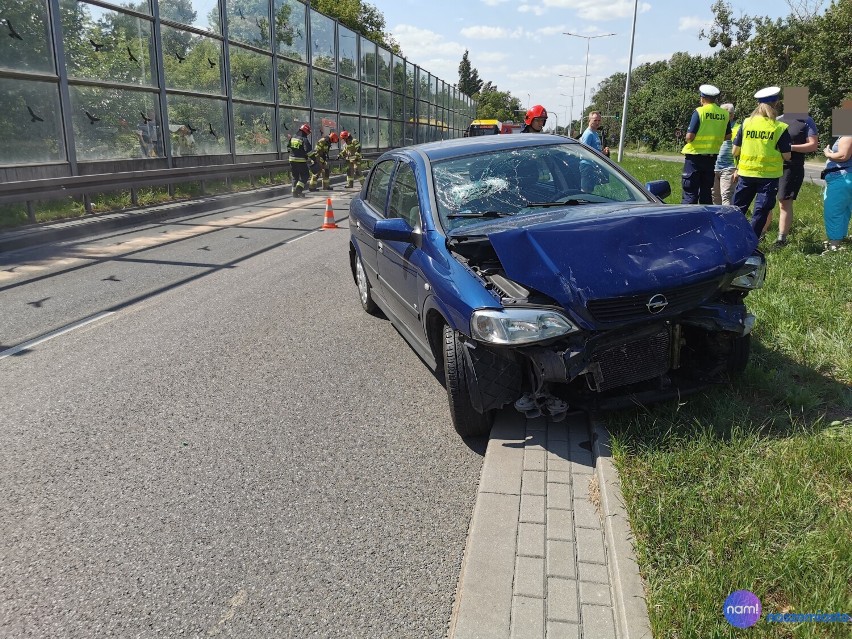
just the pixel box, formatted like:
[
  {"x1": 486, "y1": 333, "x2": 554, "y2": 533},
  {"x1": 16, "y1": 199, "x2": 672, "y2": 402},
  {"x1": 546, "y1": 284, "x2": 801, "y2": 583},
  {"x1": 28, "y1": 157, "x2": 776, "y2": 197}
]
[{"x1": 646, "y1": 293, "x2": 669, "y2": 314}]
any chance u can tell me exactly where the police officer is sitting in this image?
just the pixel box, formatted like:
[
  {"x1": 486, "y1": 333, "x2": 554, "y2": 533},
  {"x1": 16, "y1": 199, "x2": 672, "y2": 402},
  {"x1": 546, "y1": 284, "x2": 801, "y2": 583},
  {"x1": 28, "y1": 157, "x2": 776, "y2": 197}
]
[
  {"x1": 732, "y1": 87, "x2": 793, "y2": 238},
  {"x1": 681, "y1": 84, "x2": 731, "y2": 204},
  {"x1": 288, "y1": 123, "x2": 312, "y2": 198},
  {"x1": 308, "y1": 131, "x2": 338, "y2": 191},
  {"x1": 339, "y1": 130, "x2": 362, "y2": 188},
  {"x1": 522, "y1": 105, "x2": 547, "y2": 133}
]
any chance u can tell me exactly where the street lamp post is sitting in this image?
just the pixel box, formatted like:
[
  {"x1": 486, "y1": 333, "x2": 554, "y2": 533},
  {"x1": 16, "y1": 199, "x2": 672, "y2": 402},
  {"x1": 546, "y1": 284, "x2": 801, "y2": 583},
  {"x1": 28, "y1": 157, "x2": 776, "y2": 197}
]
[
  {"x1": 617, "y1": 0, "x2": 639, "y2": 162},
  {"x1": 558, "y1": 104, "x2": 570, "y2": 135},
  {"x1": 557, "y1": 73, "x2": 585, "y2": 137},
  {"x1": 563, "y1": 32, "x2": 615, "y2": 128},
  {"x1": 559, "y1": 91, "x2": 582, "y2": 137}
]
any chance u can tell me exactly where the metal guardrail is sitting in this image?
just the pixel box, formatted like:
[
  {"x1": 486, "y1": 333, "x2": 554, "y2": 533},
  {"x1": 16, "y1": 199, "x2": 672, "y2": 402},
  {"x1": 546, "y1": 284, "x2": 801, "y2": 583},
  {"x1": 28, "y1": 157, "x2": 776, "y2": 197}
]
[{"x1": 0, "y1": 151, "x2": 385, "y2": 222}]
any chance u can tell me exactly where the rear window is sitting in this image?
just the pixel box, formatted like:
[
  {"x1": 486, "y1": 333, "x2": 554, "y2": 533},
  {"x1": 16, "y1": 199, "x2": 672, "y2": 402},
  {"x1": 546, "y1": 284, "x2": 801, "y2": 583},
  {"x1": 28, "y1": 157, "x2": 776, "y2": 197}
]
[{"x1": 467, "y1": 124, "x2": 500, "y2": 136}]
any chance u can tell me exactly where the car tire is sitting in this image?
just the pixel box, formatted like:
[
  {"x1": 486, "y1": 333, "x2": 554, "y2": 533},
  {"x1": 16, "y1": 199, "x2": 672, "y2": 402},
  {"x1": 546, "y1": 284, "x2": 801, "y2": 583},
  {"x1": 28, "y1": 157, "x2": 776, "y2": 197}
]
[
  {"x1": 443, "y1": 325, "x2": 493, "y2": 438},
  {"x1": 728, "y1": 333, "x2": 751, "y2": 373},
  {"x1": 355, "y1": 253, "x2": 379, "y2": 315}
]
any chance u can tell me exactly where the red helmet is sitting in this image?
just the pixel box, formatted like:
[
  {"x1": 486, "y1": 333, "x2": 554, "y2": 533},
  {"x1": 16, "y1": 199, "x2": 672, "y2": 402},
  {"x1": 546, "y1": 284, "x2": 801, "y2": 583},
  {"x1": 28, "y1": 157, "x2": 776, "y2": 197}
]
[
  {"x1": 340, "y1": 130, "x2": 351, "y2": 141},
  {"x1": 329, "y1": 132, "x2": 339, "y2": 143},
  {"x1": 299, "y1": 123, "x2": 311, "y2": 135},
  {"x1": 524, "y1": 105, "x2": 548, "y2": 126}
]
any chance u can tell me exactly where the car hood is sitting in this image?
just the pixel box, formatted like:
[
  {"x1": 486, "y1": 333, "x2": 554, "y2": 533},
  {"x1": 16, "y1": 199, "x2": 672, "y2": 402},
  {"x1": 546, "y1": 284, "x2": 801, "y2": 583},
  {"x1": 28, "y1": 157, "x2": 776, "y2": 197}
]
[{"x1": 476, "y1": 204, "x2": 757, "y2": 304}]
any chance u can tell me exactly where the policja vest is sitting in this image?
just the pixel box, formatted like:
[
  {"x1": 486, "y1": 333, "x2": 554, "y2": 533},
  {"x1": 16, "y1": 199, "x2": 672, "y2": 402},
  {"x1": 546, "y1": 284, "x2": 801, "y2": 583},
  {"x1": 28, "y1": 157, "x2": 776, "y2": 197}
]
[
  {"x1": 737, "y1": 117, "x2": 788, "y2": 178},
  {"x1": 681, "y1": 103, "x2": 729, "y2": 155}
]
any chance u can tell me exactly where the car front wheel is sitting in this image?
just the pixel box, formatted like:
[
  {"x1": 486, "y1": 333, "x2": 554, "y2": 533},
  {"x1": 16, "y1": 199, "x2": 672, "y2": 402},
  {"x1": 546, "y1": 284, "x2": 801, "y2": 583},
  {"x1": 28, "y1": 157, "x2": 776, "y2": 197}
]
[
  {"x1": 355, "y1": 253, "x2": 378, "y2": 315},
  {"x1": 443, "y1": 325, "x2": 493, "y2": 438}
]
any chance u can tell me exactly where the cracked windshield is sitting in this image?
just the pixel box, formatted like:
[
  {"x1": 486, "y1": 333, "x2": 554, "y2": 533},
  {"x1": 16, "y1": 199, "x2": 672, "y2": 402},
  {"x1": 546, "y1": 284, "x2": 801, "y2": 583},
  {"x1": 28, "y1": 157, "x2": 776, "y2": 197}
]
[{"x1": 432, "y1": 143, "x2": 650, "y2": 231}]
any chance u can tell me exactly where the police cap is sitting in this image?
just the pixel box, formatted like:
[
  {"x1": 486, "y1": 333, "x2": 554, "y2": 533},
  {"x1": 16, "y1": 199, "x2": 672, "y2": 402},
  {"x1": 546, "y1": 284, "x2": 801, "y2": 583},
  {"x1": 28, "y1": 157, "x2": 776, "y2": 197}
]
[
  {"x1": 699, "y1": 84, "x2": 720, "y2": 98},
  {"x1": 754, "y1": 86, "x2": 781, "y2": 103}
]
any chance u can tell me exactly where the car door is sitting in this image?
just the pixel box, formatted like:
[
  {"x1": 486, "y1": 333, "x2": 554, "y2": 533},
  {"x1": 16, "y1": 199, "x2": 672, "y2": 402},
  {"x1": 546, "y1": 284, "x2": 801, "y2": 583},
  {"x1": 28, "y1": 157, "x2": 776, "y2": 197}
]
[
  {"x1": 350, "y1": 159, "x2": 396, "y2": 291},
  {"x1": 376, "y1": 162, "x2": 424, "y2": 335}
]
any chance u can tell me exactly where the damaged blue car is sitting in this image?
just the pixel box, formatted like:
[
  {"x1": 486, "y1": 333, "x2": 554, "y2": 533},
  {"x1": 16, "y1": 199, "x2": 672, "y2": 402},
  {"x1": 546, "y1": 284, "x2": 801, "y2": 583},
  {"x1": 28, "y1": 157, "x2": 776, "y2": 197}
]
[{"x1": 349, "y1": 134, "x2": 765, "y2": 437}]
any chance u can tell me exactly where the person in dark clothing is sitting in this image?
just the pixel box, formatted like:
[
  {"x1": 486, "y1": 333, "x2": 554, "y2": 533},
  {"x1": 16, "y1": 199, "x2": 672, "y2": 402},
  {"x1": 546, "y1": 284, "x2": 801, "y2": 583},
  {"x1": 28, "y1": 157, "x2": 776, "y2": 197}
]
[
  {"x1": 765, "y1": 107, "x2": 818, "y2": 246},
  {"x1": 288, "y1": 123, "x2": 312, "y2": 198}
]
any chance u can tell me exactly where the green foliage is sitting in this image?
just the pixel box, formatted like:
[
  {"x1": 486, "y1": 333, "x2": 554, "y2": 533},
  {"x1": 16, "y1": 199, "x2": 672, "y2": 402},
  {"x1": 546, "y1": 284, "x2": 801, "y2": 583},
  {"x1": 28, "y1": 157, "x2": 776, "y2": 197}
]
[
  {"x1": 475, "y1": 82, "x2": 521, "y2": 122},
  {"x1": 595, "y1": 1, "x2": 851, "y2": 154},
  {"x1": 610, "y1": 154, "x2": 852, "y2": 636},
  {"x1": 458, "y1": 50, "x2": 483, "y2": 99},
  {"x1": 311, "y1": 0, "x2": 400, "y2": 55}
]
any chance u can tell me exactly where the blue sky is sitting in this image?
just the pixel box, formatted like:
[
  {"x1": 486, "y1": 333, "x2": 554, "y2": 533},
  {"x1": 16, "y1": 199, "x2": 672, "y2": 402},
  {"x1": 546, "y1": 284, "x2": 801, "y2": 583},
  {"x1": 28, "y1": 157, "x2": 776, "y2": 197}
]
[{"x1": 376, "y1": 0, "x2": 816, "y2": 130}]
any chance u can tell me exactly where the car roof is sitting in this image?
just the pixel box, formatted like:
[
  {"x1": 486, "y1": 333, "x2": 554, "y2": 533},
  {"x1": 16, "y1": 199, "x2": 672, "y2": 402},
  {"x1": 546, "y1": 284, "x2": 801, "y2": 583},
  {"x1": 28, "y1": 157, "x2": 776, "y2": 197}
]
[{"x1": 402, "y1": 133, "x2": 579, "y2": 163}]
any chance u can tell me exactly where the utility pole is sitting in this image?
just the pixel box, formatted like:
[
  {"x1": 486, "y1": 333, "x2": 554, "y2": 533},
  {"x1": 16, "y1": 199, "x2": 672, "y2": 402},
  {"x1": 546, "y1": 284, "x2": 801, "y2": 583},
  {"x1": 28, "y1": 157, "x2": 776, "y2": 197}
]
[
  {"x1": 617, "y1": 0, "x2": 639, "y2": 162},
  {"x1": 563, "y1": 32, "x2": 615, "y2": 127}
]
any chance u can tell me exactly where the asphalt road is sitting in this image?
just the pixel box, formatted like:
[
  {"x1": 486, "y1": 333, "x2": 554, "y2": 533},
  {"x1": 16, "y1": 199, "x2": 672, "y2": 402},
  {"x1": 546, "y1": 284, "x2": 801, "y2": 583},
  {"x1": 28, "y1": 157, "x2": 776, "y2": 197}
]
[{"x1": 0, "y1": 195, "x2": 485, "y2": 638}]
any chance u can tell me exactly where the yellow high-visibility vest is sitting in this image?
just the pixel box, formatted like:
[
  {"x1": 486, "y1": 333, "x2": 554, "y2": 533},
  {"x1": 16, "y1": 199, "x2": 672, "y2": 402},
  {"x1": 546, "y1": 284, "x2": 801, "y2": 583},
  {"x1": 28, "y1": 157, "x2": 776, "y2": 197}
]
[
  {"x1": 681, "y1": 103, "x2": 729, "y2": 155},
  {"x1": 737, "y1": 117, "x2": 788, "y2": 178}
]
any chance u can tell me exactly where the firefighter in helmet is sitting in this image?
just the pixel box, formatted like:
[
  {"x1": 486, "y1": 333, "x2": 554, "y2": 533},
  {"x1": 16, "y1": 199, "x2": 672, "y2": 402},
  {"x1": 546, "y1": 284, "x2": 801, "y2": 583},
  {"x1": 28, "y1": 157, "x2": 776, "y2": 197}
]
[
  {"x1": 339, "y1": 130, "x2": 362, "y2": 188},
  {"x1": 522, "y1": 105, "x2": 548, "y2": 133},
  {"x1": 308, "y1": 131, "x2": 338, "y2": 191},
  {"x1": 288, "y1": 123, "x2": 312, "y2": 198}
]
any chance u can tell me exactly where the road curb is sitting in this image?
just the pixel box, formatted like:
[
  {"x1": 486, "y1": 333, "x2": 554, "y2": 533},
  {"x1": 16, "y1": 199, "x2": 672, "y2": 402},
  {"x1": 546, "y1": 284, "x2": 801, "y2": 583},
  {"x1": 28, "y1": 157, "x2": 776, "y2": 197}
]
[{"x1": 591, "y1": 418, "x2": 653, "y2": 639}]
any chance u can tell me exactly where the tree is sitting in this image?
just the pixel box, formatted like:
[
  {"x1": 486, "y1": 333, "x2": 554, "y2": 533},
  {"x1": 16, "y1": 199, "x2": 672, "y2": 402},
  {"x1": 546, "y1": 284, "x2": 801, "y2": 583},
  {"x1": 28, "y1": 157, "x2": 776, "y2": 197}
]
[
  {"x1": 458, "y1": 50, "x2": 482, "y2": 98},
  {"x1": 312, "y1": 0, "x2": 401, "y2": 55},
  {"x1": 476, "y1": 83, "x2": 521, "y2": 122},
  {"x1": 699, "y1": 0, "x2": 752, "y2": 48}
]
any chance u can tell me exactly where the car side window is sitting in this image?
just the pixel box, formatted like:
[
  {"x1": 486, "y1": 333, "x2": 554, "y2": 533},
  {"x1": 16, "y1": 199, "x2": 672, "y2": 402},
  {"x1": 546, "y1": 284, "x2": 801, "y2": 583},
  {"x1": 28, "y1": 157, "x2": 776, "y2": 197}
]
[
  {"x1": 388, "y1": 163, "x2": 420, "y2": 229},
  {"x1": 366, "y1": 160, "x2": 396, "y2": 213}
]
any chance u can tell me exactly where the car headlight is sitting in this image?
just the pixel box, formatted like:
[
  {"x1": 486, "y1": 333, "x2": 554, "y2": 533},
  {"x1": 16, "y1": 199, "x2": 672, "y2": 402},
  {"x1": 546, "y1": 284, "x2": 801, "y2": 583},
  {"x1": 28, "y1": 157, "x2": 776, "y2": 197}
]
[
  {"x1": 470, "y1": 308, "x2": 578, "y2": 345},
  {"x1": 728, "y1": 255, "x2": 766, "y2": 290}
]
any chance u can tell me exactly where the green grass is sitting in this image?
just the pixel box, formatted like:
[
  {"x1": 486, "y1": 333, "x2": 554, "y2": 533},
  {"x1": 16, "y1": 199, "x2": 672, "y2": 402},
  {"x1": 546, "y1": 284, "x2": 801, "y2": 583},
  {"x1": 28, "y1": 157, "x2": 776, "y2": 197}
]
[{"x1": 610, "y1": 156, "x2": 852, "y2": 637}]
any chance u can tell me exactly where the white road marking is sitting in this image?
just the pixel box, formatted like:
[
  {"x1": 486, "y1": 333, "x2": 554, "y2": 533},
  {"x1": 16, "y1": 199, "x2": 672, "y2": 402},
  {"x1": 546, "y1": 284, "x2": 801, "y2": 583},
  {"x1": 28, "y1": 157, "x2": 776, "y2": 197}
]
[{"x1": 0, "y1": 311, "x2": 114, "y2": 360}]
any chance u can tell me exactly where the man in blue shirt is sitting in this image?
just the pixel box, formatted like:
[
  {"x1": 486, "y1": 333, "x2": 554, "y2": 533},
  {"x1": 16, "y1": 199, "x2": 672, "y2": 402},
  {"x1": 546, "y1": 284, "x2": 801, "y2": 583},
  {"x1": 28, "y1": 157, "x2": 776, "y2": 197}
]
[
  {"x1": 579, "y1": 111, "x2": 610, "y2": 191},
  {"x1": 580, "y1": 111, "x2": 609, "y2": 156}
]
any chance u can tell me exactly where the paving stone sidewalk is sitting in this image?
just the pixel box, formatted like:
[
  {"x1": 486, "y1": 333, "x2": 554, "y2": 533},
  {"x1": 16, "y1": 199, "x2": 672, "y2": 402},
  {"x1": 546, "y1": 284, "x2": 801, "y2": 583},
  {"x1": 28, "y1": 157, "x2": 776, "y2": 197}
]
[{"x1": 448, "y1": 411, "x2": 652, "y2": 639}]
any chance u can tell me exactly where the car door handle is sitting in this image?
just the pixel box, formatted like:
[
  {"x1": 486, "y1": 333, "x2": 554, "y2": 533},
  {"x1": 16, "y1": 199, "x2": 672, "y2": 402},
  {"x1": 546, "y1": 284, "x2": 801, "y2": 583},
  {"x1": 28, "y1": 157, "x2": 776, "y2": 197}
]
[
  {"x1": 377, "y1": 241, "x2": 383, "y2": 253},
  {"x1": 356, "y1": 220, "x2": 361, "y2": 229}
]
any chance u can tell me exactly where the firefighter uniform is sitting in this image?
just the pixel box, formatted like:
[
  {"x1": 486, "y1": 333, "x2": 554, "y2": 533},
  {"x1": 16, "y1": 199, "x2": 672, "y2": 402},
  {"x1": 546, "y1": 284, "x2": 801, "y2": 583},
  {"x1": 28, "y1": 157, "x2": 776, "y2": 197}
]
[
  {"x1": 732, "y1": 87, "x2": 792, "y2": 238},
  {"x1": 288, "y1": 125, "x2": 312, "y2": 198},
  {"x1": 681, "y1": 84, "x2": 731, "y2": 205},
  {"x1": 308, "y1": 133, "x2": 335, "y2": 191},
  {"x1": 339, "y1": 132, "x2": 362, "y2": 188}
]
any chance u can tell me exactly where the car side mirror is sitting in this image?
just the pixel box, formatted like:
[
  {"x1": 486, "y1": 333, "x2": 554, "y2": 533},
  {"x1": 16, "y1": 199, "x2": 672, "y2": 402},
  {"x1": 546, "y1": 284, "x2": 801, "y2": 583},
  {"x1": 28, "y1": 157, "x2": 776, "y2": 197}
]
[
  {"x1": 646, "y1": 180, "x2": 671, "y2": 201},
  {"x1": 374, "y1": 217, "x2": 413, "y2": 242}
]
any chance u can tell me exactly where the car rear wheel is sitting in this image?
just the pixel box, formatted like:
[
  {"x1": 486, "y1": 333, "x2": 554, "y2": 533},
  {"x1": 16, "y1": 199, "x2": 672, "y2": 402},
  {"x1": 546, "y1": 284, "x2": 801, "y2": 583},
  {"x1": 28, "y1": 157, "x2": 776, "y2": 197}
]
[
  {"x1": 728, "y1": 333, "x2": 751, "y2": 373},
  {"x1": 443, "y1": 325, "x2": 493, "y2": 438},
  {"x1": 355, "y1": 253, "x2": 378, "y2": 315}
]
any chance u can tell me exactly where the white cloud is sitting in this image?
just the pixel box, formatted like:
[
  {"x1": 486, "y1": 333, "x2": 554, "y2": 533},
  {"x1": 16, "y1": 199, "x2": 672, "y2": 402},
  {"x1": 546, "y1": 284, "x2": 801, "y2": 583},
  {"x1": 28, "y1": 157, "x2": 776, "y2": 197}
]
[
  {"x1": 460, "y1": 25, "x2": 512, "y2": 39},
  {"x1": 518, "y1": 4, "x2": 546, "y2": 16},
  {"x1": 389, "y1": 24, "x2": 466, "y2": 84},
  {"x1": 537, "y1": 0, "x2": 652, "y2": 20},
  {"x1": 678, "y1": 16, "x2": 711, "y2": 32},
  {"x1": 477, "y1": 51, "x2": 510, "y2": 63},
  {"x1": 535, "y1": 25, "x2": 569, "y2": 36},
  {"x1": 481, "y1": 0, "x2": 510, "y2": 5}
]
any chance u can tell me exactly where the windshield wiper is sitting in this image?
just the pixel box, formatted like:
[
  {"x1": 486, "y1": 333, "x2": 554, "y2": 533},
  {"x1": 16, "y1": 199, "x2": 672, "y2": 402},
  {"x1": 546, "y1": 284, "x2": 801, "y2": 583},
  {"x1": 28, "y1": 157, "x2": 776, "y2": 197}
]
[
  {"x1": 526, "y1": 198, "x2": 596, "y2": 207},
  {"x1": 446, "y1": 210, "x2": 514, "y2": 218}
]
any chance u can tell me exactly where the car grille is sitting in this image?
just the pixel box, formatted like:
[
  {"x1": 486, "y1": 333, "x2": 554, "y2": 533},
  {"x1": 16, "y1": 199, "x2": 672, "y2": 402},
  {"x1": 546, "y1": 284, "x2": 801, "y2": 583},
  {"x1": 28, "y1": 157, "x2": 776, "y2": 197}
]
[
  {"x1": 591, "y1": 330, "x2": 671, "y2": 392},
  {"x1": 587, "y1": 279, "x2": 720, "y2": 324}
]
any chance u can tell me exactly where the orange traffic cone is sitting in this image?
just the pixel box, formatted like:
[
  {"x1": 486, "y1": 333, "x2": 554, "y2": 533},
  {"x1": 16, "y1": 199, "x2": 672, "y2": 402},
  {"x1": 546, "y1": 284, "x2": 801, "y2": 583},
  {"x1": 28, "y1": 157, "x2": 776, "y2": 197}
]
[{"x1": 322, "y1": 197, "x2": 338, "y2": 229}]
